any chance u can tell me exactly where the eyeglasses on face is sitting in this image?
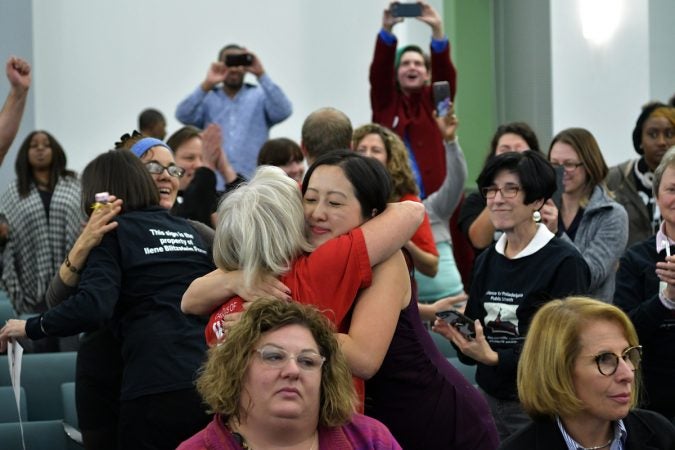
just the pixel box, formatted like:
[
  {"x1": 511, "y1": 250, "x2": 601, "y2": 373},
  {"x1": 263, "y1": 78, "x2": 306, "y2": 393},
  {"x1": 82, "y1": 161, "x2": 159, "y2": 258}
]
[
  {"x1": 144, "y1": 161, "x2": 185, "y2": 178},
  {"x1": 482, "y1": 184, "x2": 521, "y2": 199},
  {"x1": 593, "y1": 345, "x2": 642, "y2": 376},
  {"x1": 255, "y1": 345, "x2": 326, "y2": 371},
  {"x1": 551, "y1": 161, "x2": 584, "y2": 171}
]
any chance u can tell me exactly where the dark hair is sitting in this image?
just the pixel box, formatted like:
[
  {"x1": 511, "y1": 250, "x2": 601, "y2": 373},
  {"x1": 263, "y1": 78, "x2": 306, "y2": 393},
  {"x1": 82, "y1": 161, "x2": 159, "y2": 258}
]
[
  {"x1": 81, "y1": 149, "x2": 159, "y2": 216},
  {"x1": 632, "y1": 101, "x2": 669, "y2": 154},
  {"x1": 301, "y1": 108, "x2": 353, "y2": 161},
  {"x1": 166, "y1": 126, "x2": 202, "y2": 154},
  {"x1": 257, "y1": 138, "x2": 303, "y2": 167},
  {"x1": 15, "y1": 130, "x2": 76, "y2": 198},
  {"x1": 477, "y1": 150, "x2": 556, "y2": 205},
  {"x1": 302, "y1": 150, "x2": 391, "y2": 219},
  {"x1": 138, "y1": 108, "x2": 166, "y2": 132},
  {"x1": 485, "y1": 122, "x2": 541, "y2": 165},
  {"x1": 218, "y1": 43, "x2": 244, "y2": 62},
  {"x1": 395, "y1": 45, "x2": 430, "y2": 71}
]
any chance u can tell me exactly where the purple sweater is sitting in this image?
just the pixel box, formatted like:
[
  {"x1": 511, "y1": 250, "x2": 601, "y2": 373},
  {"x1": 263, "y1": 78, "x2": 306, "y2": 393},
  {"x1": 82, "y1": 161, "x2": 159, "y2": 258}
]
[{"x1": 177, "y1": 413, "x2": 401, "y2": 450}]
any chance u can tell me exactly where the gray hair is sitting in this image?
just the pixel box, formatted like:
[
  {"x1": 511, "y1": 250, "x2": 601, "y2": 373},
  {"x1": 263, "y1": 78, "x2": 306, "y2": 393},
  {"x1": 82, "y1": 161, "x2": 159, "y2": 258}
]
[
  {"x1": 214, "y1": 166, "x2": 313, "y2": 287},
  {"x1": 653, "y1": 146, "x2": 675, "y2": 198}
]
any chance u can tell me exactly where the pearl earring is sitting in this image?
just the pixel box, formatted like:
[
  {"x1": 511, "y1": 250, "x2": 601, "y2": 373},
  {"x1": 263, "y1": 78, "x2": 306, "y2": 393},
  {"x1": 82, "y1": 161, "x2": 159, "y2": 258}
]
[{"x1": 532, "y1": 210, "x2": 542, "y2": 222}]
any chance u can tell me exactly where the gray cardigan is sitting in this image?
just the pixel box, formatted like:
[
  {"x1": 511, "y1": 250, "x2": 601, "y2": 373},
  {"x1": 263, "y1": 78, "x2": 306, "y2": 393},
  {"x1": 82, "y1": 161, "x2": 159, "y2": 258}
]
[{"x1": 559, "y1": 185, "x2": 628, "y2": 302}]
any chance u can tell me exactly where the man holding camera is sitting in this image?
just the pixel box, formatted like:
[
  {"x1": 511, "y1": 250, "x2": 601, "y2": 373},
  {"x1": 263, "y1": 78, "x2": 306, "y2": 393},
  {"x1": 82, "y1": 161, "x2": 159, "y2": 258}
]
[
  {"x1": 176, "y1": 44, "x2": 292, "y2": 182},
  {"x1": 370, "y1": 1, "x2": 456, "y2": 197}
]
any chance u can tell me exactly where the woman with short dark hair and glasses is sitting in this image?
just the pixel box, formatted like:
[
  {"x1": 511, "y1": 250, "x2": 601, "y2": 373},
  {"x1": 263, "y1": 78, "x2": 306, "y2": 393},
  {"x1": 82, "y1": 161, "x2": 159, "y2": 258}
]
[
  {"x1": 500, "y1": 296, "x2": 675, "y2": 450},
  {"x1": 434, "y1": 150, "x2": 590, "y2": 441},
  {"x1": 545, "y1": 127, "x2": 628, "y2": 302}
]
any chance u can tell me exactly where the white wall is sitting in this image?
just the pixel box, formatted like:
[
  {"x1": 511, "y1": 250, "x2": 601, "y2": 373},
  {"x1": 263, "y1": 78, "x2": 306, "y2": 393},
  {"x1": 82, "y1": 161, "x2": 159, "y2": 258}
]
[
  {"x1": 550, "y1": 0, "x2": 650, "y2": 165},
  {"x1": 1, "y1": 0, "x2": 440, "y2": 186}
]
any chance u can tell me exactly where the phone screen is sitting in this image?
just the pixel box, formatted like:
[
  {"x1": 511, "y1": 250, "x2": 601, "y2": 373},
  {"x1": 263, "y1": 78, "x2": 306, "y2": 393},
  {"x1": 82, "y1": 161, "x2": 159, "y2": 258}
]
[
  {"x1": 391, "y1": 2, "x2": 422, "y2": 18},
  {"x1": 436, "y1": 310, "x2": 476, "y2": 340},
  {"x1": 432, "y1": 81, "x2": 452, "y2": 117}
]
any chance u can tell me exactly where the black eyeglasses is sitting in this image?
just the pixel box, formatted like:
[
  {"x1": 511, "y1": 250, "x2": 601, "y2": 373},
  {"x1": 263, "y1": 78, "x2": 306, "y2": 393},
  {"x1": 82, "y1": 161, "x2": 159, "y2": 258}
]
[
  {"x1": 144, "y1": 161, "x2": 185, "y2": 178},
  {"x1": 481, "y1": 185, "x2": 520, "y2": 199},
  {"x1": 593, "y1": 345, "x2": 642, "y2": 376},
  {"x1": 255, "y1": 345, "x2": 325, "y2": 371},
  {"x1": 551, "y1": 161, "x2": 584, "y2": 171}
]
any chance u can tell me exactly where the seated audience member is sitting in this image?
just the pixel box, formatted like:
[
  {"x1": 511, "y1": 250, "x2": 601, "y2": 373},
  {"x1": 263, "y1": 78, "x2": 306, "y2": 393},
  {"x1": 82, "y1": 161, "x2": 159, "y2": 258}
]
[
  {"x1": 615, "y1": 146, "x2": 675, "y2": 422},
  {"x1": 0, "y1": 56, "x2": 31, "y2": 166},
  {"x1": 0, "y1": 130, "x2": 83, "y2": 352},
  {"x1": 175, "y1": 43, "x2": 292, "y2": 182},
  {"x1": 178, "y1": 299, "x2": 402, "y2": 449},
  {"x1": 606, "y1": 102, "x2": 675, "y2": 246},
  {"x1": 500, "y1": 297, "x2": 675, "y2": 450},
  {"x1": 167, "y1": 124, "x2": 242, "y2": 227},
  {"x1": 257, "y1": 137, "x2": 305, "y2": 182},
  {"x1": 138, "y1": 108, "x2": 167, "y2": 140},
  {"x1": 353, "y1": 122, "x2": 439, "y2": 277},
  {"x1": 184, "y1": 155, "x2": 499, "y2": 450},
  {"x1": 0, "y1": 149, "x2": 215, "y2": 449},
  {"x1": 300, "y1": 107, "x2": 353, "y2": 165},
  {"x1": 434, "y1": 151, "x2": 590, "y2": 441},
  {"x1": 546, "y1": 128, "x2": 628, "y2": 302},
  {"x1": 458, "y1": 122, "x2": 543, "y2": 254},
  {"x1": 370, "y1": 1, "x2": 456, "y2": 197}
]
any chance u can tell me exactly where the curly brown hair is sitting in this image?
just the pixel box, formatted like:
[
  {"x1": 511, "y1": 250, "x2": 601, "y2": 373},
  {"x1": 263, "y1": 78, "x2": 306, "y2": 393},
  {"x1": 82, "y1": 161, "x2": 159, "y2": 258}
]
[
  {"x1": 352, "y1": 123, "x2": 418, "y2": 200},
  {"x1": 196, "y1": 298, "x2": 357, "y2": 427}
]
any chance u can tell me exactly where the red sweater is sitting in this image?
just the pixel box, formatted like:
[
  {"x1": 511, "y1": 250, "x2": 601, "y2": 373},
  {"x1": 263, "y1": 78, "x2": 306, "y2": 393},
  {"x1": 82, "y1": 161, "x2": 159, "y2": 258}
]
[{"x1": 370, "y1": 35, "x2": 457, "y2": 195}]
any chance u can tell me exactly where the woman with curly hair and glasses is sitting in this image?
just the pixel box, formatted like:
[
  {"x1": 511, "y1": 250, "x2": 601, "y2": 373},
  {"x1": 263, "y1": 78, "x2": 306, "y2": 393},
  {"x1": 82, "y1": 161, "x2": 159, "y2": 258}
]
[{"x1": 179, "y1": 298, "x2": 401, "y2": 449}]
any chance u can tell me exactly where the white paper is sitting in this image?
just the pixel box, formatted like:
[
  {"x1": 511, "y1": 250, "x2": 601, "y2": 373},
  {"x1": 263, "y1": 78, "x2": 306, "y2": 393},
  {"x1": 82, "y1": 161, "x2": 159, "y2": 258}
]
[{"x1": 7, "y1": 339, "x2": 26, "y2": 450}]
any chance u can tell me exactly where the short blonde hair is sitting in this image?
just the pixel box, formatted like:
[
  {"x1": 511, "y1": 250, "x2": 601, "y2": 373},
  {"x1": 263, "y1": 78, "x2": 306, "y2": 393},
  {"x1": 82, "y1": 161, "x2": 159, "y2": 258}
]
[
  {"x1": 352, "y1": 123, "x2": 418, "y2": 200},
  {"x1": 517, "y1": 297, "x2": 640, "y2": 419},
  {"x1": 196, "y1": 298, "x2": 357, "y2": 426},
  {"x1": 213, "y1": 165, "x2": 313, "y2": 287}
]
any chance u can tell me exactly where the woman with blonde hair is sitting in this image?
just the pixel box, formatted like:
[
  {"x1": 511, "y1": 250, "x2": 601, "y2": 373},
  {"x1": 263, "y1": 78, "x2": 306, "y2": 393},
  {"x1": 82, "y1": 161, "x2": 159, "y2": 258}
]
[
  {"x1": 179, "y1": 298, "x2": 401, "y2": 449},
  {"x1": 501, "y1": 297, "x2": 675, "y2": 449}
]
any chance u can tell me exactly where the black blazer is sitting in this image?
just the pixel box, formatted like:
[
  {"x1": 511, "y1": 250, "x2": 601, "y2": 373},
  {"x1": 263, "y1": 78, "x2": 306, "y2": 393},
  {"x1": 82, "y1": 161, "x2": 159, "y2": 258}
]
[{"x1": 499, "y1": 409, "x2": 675, "y2": 450}]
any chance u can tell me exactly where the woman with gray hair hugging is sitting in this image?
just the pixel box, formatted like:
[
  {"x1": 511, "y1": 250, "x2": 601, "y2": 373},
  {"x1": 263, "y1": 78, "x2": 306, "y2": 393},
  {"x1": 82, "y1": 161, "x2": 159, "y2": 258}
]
[
  {"x1": 500, "y1": 297, "x2": 675, "y2": 449},
  {"x1": 178, "y1": 298, "x2": 401, "y2": 449}
]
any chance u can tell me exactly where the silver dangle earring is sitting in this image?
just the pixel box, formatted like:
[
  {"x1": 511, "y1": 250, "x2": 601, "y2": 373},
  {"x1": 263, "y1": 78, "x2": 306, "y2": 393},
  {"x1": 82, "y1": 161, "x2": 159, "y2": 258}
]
[{"x1": 532, "y1": 210, "x2": 542, "y2": 223}]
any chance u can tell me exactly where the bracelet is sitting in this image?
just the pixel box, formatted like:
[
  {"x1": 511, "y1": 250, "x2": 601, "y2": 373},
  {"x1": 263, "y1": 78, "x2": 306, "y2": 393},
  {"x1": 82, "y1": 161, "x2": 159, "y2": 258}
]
[
  {"x1": 64, "y1": 254, "x2": 82, "y2": 275},
  {"x1": 39, "y1": 316, "x2": 48, "y2": 336}
]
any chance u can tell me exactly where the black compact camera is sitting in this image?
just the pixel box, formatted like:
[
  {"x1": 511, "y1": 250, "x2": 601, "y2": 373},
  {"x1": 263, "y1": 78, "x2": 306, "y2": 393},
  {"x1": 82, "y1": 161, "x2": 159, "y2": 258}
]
[{"x1": 224, "y1": 53, "x2": 253, "y2": 67}]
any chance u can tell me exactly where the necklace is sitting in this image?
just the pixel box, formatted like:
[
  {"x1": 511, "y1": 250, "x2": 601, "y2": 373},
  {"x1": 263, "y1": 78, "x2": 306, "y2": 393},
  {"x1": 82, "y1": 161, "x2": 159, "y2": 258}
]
[{"x1": 581, "y1": 437, "x2": 613, "y2": 450}]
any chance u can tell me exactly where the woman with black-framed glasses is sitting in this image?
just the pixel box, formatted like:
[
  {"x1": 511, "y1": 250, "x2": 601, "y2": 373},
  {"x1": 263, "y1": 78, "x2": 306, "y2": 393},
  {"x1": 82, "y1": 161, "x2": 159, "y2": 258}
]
[
  {"x1": 500, "y1": 297, "x2": 675, "y2": 450},
  {"x1": 546, "y1": 127, "x2": 628, "y2": 302},
  {"x1": 434, "y1": 150, "x2": 590, "y2": 441}
]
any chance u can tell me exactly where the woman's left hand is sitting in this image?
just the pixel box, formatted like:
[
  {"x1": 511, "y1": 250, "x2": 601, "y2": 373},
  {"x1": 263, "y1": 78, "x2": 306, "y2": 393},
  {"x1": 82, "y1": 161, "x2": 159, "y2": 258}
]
[
  {"x1": 0, "y1": 319, "x2": 27, "y2": 353},
  {"x1": 432, "y1": 318, "x2": 499, "y2": 366}
]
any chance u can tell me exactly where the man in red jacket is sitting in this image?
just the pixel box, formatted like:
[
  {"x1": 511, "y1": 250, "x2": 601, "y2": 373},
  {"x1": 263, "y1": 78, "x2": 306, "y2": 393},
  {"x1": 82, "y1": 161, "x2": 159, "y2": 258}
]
[{"x1": 370, "y1": 1, "x2": 457, "y2": 197}]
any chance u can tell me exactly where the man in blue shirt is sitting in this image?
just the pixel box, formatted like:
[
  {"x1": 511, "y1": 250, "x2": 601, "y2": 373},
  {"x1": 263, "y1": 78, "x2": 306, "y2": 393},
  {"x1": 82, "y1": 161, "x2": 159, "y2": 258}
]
[{"x1": 175, "y1": 44, "x2": 292, "y2": 184}]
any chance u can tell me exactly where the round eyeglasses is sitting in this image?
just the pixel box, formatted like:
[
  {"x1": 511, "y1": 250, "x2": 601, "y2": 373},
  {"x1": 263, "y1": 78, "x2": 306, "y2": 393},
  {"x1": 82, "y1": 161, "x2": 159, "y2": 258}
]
[
  {"x1": 593, "y1": 345, "x2": 642, "y2": 376},
  {"x1": 255, "y1": 345, "x2": 325, "y2": 371},
  {"x1": 144, "y1": 161, "x2": 185, "y2": 178}
]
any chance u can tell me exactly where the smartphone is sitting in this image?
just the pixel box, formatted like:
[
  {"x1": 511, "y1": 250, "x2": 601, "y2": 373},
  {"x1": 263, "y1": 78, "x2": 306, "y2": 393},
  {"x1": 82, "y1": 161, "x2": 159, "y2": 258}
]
[
  {"x1": 436, "y1": 309, "x2": 476, "y2": 340},
  {"x1": 551, "y1": 165, "x2": 565, "y2": 210},
  {"x1": 432, "y1": 81, "x2": 452, "y2": 117},
  {"x1": 225, "y1": 53, "x2": 253, "y2": 67},
  {"x1": 390, "y1": 2, "x2": 422, "y2": 18}
]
